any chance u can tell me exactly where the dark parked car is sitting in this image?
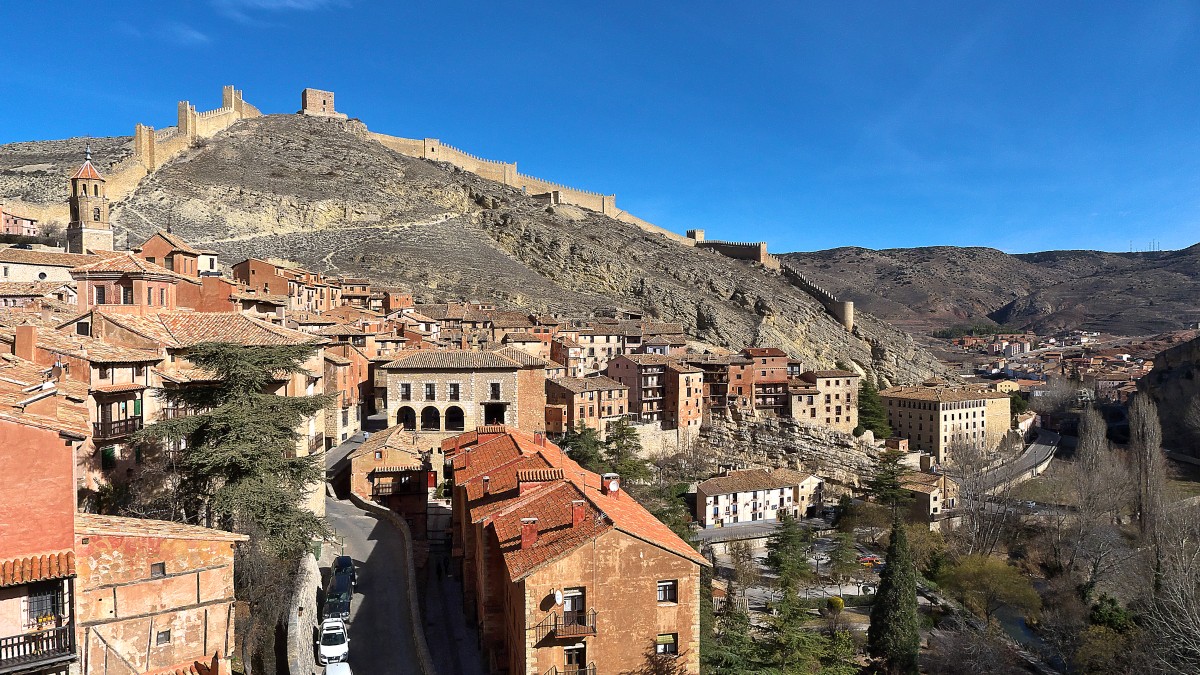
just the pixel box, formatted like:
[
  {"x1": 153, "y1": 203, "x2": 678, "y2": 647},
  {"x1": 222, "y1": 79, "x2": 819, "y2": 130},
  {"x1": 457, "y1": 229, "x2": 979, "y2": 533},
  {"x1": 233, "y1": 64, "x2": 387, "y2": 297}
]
[
  {"x1": 324, "y1": 572, "x2": 352, "y2": 622},
  {"x1": 333, "y1": 555, "x2": 357, "y2": 587}
]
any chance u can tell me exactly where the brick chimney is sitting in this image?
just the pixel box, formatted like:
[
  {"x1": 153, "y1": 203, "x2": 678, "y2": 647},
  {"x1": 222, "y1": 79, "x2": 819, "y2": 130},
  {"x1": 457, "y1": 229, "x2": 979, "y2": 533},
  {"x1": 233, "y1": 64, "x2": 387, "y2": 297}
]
[
  {"x1": 601, "y1": 473, "x2": 621, "y2": 498},
  {"x1": 520, "y1": 517, "x2": 538, "y2": 549},
  {"x1": 482, "y1": 475, "x2": 491, "y2": 494},
  {"x1": 14, "y1": 325, "x2": 36, "y2": 361},
  {"x1": 21, "y1": 387, "x2": 58, "y2": 419},
  {"x1": 571, "y1": 500, "x2": 586, "y2": 528}
]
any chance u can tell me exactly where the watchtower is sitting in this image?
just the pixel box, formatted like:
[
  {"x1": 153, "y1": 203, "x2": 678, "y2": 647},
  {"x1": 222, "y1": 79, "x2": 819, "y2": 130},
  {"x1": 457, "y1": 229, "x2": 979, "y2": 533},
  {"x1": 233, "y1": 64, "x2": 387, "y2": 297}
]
[
  {"x1": 300, "y1": 88, "x2": 347, "y2": 119},
  {"x1": 66, "y1": 145, "x2": 114, "y2": 254}
]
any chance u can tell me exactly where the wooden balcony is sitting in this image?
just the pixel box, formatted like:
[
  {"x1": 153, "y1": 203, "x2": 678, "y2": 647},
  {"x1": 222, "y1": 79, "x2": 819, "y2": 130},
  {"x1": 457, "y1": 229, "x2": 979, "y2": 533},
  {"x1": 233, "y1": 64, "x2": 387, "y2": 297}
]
[
  {"x1": 92, "y1": 417, "x2": 142, "y2": 440},
  {"x1": 0, "y1": 625, "x2": 75, "y2": 673},
  {"x1": 534, "y1": 609, "x2": 598, "y2": 642}
]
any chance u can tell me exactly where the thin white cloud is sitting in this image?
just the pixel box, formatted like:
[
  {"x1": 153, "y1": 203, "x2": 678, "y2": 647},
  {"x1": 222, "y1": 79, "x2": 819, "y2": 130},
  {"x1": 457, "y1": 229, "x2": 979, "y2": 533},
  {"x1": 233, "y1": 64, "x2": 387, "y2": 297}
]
[
  {"x1": 160, "y1": 21, "x2": 211, "y2": 46},
  {"x1": 211, "y1": 0, "x2": 344, "y2": 24}
]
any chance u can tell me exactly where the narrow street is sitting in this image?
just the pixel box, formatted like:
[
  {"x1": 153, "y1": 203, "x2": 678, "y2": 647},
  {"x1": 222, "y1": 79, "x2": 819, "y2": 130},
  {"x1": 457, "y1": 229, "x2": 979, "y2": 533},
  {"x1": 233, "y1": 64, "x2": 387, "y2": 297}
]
[{"x1": 324, "y1": 496, "x2": 423, "y2": 675}]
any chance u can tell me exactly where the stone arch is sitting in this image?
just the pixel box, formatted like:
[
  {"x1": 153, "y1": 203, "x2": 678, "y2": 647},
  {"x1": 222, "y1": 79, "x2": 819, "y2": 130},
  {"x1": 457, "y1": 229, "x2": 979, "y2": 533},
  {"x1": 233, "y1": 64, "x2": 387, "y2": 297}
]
[
  {"x1": 445, "y1": 406, "x2": 465, "y2": 432},
  {"x1": 397, "y1": 406, "x2": 416, "y2": 431},
  {"x1": 420, "y1": 406, "x2": 441, "y2": 431}
]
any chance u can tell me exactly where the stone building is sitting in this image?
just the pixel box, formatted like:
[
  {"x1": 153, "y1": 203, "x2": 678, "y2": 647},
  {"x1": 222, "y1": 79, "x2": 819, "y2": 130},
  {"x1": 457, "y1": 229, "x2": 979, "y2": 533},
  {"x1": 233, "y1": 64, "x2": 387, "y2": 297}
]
[
  {"x1": 788, "y1": 369, "x2": 860, "y2": 434},
  {"x1": 299, "y1": 88, "x2": 347, "y2": 119},
  {"x1": 347, "y1": 424, "x2": 433, "y2": 538},
  {"x1": 696, "y1": 468, "x2": 824, "y2": 528},
  {"x1": 0, "y1": 205, "x2": 38, "y2": 237},
  {"x1": 377, "y1": 348, "x2": 547, "y2": 434},
  {"x1": 445, "y1": 427, "x2": 708, "y2": 674},
  {"x1": 65, "y1": 148, "x2": 114, "y2": 255},
  {"x1": 544, "y1": 375, "x2": 629, "y2": 439},
  {"x1": 880, "y1": 385, "x2": 1012, "y2": 463},
  {"x1": 73, "y1": 514, "x2": 246, "y2": 674},
  {"x1": 605, "y1": 354, "x2": 702, "y2": 431},
  {"x1": 133, "y1": 230, "x2": 218, "y2": 278},
  {"x1": 0, "y1": 248, "x2": 97, "y2": 283}
]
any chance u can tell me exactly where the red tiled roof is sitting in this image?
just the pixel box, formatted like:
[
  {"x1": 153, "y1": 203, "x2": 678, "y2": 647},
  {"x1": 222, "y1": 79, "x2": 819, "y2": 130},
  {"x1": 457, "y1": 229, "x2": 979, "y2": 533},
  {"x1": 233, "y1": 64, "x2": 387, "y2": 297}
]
[
  {"x1": 0, "y1": 551, "x2": 75, "y2": 587},
  {"x1": 382, "y1": 349, "x2": 526, "y2": 370},
  {"x1": 146, "y1": 230, "x2": 201, "y2": 255},
  {"x1": 547, "y1": 375, "x2": 627, "y2": 394},
  {"x1": 75, "y1": 513, "x2": 248, "y2": 542},
  {"x1": 0, "y1": 248, "x2": 99, "y2": 268},
  {"x1": 742, "y1": 347, "x2": 788, "y2": 358},
  {"x1": 70, "y1": 160, "x2": 103, "y2": 180},
  {"x1": 71, "y1": 252, "x2": 200, "y2": 284},
  {"x1": 91, "y1": 382, "x2": 146, "y2": 394},
  {"x1": 98, "y1": 311, "x2": 321, "y2": 348}
]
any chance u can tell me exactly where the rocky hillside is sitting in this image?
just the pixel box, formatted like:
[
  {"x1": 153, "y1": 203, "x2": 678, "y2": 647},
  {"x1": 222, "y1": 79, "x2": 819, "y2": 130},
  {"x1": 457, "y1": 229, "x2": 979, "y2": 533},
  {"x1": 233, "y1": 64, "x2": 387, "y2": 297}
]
[
  {"x1": 1139, "y1": 334, "x2": 1200, "y2": 456},
  {"x1": 0, "y1": 114, "x2": 951, "y2": 384},
  {"x1": 782, "y1": 244, "x2": 1200, "y2": 336},
  {"x1": 0, "y1": 135, "x2": 131, "y2": 209}
]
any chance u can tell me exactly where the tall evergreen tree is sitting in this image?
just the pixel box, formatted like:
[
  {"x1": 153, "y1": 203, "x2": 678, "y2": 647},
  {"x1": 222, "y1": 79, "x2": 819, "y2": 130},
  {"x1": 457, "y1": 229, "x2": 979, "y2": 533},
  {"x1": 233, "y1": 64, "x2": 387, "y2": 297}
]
[
  {"x1": 867, "y1": 448, "x2": 913, "y2": 513},
  {"x1": 603, "y1": 417, "x2": 652, "y2": 482},
  {"x1": 134, "y1": 342, "x2": 331, "y2": 671},
  {"x1": 707, "y1": 582, "x2": 759, "y2": 674},
  {"x1": 868, "y1": 518, "x2": 921, "y2": 674},
  {"x1": 765, "y1": 514, "x2": 815, "y2": 589},
  {"x1": 857, "y1": 380, "x2": 892, "y2": 438},
  {"x1": 560, "y1": 421, "x2": 606, "y2": 473}
]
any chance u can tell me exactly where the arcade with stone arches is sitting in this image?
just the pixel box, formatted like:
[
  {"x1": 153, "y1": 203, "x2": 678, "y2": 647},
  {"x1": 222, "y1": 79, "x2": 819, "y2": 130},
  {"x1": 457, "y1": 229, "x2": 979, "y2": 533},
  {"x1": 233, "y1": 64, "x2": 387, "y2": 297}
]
[{"x1": 394, "y1": 402, "x2": 509, "y2": 432}]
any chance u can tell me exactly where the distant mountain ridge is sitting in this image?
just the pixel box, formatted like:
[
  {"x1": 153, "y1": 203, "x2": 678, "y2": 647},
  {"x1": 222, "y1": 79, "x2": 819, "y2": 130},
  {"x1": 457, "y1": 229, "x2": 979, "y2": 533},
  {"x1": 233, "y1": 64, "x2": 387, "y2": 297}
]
[{"x1": 781, "y1": 244, "x2": 1200, "y2": 336}]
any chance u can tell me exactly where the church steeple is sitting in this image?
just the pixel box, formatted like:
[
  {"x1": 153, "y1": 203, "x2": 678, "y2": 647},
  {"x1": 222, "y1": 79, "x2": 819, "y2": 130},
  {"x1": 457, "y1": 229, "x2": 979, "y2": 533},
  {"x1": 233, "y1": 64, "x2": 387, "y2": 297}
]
[{"x1": 66, "y1": 144, "x2": 113, "y2": 254}]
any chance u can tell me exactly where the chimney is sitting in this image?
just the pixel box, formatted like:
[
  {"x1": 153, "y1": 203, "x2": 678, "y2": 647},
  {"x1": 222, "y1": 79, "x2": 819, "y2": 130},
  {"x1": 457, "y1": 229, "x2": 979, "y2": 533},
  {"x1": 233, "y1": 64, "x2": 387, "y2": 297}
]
[
  {"x1": 14, "y1": 325, "x2": 36, "y2": 361},
  {"x1": 571, "y1": 500, "x2": 586, "y2": 528},
  {"x1": 601, "y1": 473, "x2": 621, "y2": 498},
  {"x1": 520, "y1": 518, "x2": 538, "y2": 549},
  {"x1": 482, "y1": 475, "x2": 491, "y2": 494},
  {"x1": 461, "y1": 449, "x2": 470, "y2": 469},
  {"x1": 39, "y1": 307, "x2": 51, "y2": 323},
  {"x1": 22, "y1": 390, "x2": 59, "y2": 419},
  {"x1": 535, "y1": 432, "x2": 545, "y2": 447}
]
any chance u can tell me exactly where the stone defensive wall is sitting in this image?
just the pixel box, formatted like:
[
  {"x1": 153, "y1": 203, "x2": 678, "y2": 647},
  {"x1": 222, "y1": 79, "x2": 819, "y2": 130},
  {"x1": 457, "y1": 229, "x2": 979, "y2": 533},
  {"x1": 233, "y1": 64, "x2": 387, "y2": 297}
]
[
  {"x1": 369, "y1": 131, "x2": 694, "y2": 244},
  {"x1": 780, "y1": 264, "x2": 854, "y2": 331},
  {"x1": 693, "y1": 240, "x2": 782, "y2": 271},
  {"x1": 12, "y1": 86, "x2": 262, "y2": 225}
]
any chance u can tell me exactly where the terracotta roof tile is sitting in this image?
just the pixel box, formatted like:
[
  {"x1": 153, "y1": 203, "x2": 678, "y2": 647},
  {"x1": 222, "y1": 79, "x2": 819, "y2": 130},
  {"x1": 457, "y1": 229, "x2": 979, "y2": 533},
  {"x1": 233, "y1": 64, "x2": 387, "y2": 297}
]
[
  {"x1": 99, "y1": 311, "x2": 321, "y2": 348},
  {"x1": 382, "y1": 349, "x2": 524, "y2": 370},
  {"x1": 71, "y1": 252, "x2": 199, "y2": 284},
  {"x1": 0, "y1": 281, "x2": 71, "y2": 297},
  {"x1": 75, "y1": 513, "x2": 248, "y2": 542},
  {"x1": 0, "y1": 248, "x2": 99, "y2": 268},
  {"x1": 698, "y1": 468, "x2": 819, "y2": 496},
  {"x1": 0, "y1": 551, "x2": 75, "y2": 587},
  {"x1": 70, "y1": 160, "x2": 103, "y2": 180},
  {"x1": 547, "y1": 375, "x2": 628, "y2": 394}
]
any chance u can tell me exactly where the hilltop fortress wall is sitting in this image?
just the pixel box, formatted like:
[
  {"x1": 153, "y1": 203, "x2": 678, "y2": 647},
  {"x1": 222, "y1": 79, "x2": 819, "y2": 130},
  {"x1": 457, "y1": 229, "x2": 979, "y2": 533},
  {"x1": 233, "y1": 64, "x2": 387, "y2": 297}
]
[{"x1": 3, "y1": 86, "x2": 260, "y2": 225}]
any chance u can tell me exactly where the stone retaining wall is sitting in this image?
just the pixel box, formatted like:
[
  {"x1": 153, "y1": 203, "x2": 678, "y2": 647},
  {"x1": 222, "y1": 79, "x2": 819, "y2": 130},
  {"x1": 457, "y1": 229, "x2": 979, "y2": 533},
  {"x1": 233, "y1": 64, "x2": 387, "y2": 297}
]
[{"x1": 285, "y1": 552, "x2": 322, "y2": 675}]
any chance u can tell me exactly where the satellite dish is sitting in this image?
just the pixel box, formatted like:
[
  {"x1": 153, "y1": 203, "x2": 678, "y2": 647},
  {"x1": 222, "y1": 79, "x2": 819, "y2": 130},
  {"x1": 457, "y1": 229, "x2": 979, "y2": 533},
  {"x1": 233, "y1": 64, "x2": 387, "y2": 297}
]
[
  {"x1": 607, "y1": 478, "x2": 620, "y2": 492},
  {"x1": 553, "y1": 589, "x2": 564, "y2": 606}
]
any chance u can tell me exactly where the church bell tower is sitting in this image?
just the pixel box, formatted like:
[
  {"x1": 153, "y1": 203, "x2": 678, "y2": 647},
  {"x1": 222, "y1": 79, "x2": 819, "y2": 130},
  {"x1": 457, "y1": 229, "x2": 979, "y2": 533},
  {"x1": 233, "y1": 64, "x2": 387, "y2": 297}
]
[{"x1": 66, "y1": 144, "x2": 114, "y2": 254}]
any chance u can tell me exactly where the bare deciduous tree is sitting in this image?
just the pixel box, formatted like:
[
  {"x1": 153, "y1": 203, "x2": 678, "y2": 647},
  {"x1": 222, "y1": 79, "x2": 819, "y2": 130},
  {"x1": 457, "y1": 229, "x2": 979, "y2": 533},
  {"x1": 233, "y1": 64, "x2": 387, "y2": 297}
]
[
  {"x1": 1128, "y1": 393, "x2": 1166, "y2": 541},
  {"x1": 1143, "y1": 503, "x2": 1200, "y2": 674},
  {"x1": 944, "y1": 441, "x2": 1019, "y2": 556}
]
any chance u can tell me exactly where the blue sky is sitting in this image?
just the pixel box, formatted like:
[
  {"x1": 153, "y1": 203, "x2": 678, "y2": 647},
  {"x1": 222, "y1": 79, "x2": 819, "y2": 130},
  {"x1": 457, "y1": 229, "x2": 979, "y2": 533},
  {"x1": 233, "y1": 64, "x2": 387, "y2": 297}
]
[{"x1": 2, "y1": 1, "x2": 1198, "y2": 254}]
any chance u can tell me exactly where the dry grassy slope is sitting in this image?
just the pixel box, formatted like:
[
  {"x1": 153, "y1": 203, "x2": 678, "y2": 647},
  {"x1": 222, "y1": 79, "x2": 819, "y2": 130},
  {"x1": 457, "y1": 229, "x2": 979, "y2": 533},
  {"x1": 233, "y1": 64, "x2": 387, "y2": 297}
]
[
  {"x1": 5, "y1": 114, "x2": 950, "y2": 384},
  {"x1": 0, "y1": 135, "x2": 132, "y2": 206},
  {"x1": 784, "y1": 244, "x2": 1200, "y2": 336}
]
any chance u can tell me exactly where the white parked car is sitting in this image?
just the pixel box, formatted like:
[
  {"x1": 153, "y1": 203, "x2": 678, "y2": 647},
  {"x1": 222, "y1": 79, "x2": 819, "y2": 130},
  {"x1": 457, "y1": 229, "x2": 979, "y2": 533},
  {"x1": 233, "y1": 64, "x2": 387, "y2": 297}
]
[
  {"x1": 318, "y1": 618, "x2": 349, "y2": 665},
  {"x1": 325, "y1": 663, "x2": 354, "y2": 675}
]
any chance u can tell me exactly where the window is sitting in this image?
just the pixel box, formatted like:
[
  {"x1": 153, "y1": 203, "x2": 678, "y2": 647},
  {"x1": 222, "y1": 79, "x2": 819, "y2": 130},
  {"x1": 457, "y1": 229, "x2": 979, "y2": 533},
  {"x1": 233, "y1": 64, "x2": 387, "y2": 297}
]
[
  {"x1": 26, "y1": 581, "x2": 61, "y2": 625},
  {"x1": 374, "y1": 450, "x2": 382, "y2": 460},
  {"x1": 657, "y1": 580, "x2": 678, "y2": 603},
  {"x1": 490, "y1": 382, "x2": 501, "y2": 400},
  {"x1": 400, "y1": 383, "x2": 411, "y2": 401},
  {"x1": 160, "y1": 288, "x2": 166, "y2": 305},
  {"x1": 147, "y1": 288, "x2": 153, "y2": 305},
  {"x1": 135, "y1": 365, "x2": 145, "y2": 378},
  {"x1": 424, "y1": 383, "x2": 436, "y2": 401},
  {"x1": 99, "y1": 366, "x2": 110, "y2": 379},
  {"x1": 101, "y1": 446, "x2": 117, "y2": 471},
  {"x1": 656, "y1": 634, "x2": 678, "y2": 655},
  {"x1": 448, "y1": 383, "x2": 460, "y2": 401},
  {"x1": 95, "y1": 285, "x2": 106, "y2": 305},
  {"x1": 150, "y1": 562, "x2": 166, "y2": 578},
  {"x1": 93, "y1": 207, "x2": 101, "y2": 221},
  {"x1": 1, "y1": 266, "x2": 7, "y2": 277},
  {"x1": 156, "y1": 630, "x2": 171, "y2": 646}
]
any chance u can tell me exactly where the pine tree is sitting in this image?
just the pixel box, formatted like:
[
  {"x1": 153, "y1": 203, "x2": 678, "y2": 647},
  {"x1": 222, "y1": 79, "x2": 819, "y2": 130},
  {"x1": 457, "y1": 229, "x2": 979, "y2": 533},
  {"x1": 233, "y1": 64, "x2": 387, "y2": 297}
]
[
  {"x1": 134, "y1": 342, "x2": 332, "y2": 671},
  {"x1": 867, "y1": 448, "x2": 912, "y2": 513},
  {"x1": 603, "y1": 417, "x2": 652, "y2": 482},
  {"x1": 762, "y1": 576, "x2": 827, "y2": 673},
  {"x1": 857, "y1": 380, "x2": 892, "y2": 438},
  {"x1": 707, "y1": 582, "x2": 759, "y2": 674},
  {"x1": 560, "y1": 422, "x2": 606, "y2": 473},
  {"x1": 765, "y1": 514, "x2": 815, "y2": 589},
  {"x1": 868, "y1": 517, "x2": 921, "y2": 674}
]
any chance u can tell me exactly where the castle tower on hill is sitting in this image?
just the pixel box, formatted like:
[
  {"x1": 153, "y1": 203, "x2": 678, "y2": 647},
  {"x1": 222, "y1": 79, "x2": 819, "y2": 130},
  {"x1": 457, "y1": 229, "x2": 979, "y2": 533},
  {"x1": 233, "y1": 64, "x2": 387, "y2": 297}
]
[{"x1": 66, "y1": 145, "x2": 114, "y2": 254}]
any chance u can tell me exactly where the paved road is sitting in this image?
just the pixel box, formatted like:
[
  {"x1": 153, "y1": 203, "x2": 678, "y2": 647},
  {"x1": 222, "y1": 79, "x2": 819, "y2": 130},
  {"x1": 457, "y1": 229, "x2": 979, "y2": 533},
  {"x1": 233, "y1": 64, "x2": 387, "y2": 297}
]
[
  {"x1": 325, "y1": 496, "x2": 422, "y2": 675},
  {"x1": 694, "y1": 517, "x2": 833, "y2": 544},
  {"x1": 979, "y1": 429, "x2": 1060, "y2": 493}
]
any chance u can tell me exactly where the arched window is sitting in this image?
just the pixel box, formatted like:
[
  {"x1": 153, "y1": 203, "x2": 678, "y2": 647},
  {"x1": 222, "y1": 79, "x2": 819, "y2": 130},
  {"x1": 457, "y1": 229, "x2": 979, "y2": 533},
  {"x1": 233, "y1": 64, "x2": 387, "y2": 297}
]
[
  {"x1": 397, "y1": 406, "x2": 416, "y2": 431},
  {"x1": 420, "y1": 406, "x2": 440, "y2": 431},
  {"x1": 93, "y1": 207, "x2": 101, "y2": 222},
  {"x1": 93, "y1": 184, "x2": 99, "y2": 197},
  {"x1": 445, "y1": 406, "x2": 465, "y2": 432}
]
